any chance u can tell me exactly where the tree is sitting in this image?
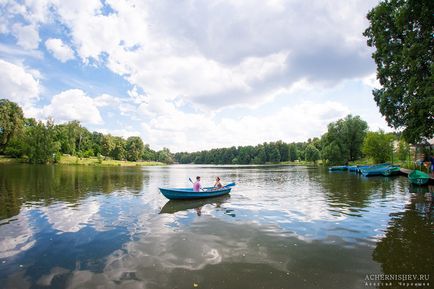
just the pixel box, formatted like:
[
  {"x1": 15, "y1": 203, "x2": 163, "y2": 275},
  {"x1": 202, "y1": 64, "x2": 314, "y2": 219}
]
[
  {"x1": 0, "y1": 99, "x2": 24, "y2": 152},
  {"x1": 157, "y1": 148, "x2": 174, "y2": 164},
  {"x1": 362, "y1": 130, "x2": 395, "y2": 163},
  {"x1": 25, "y1": 119, "x2": 60, "y2": 164},
  {"x1": 252, "y1": 145, "x2": 266, "y2": 164},
  {"x1": 268, "y1": 147, "x2": 281, "y2": 163},
  {"x1": 305, "y1": 144, "x2": 320, "y2": 163},
  {"x1": 111, "y1": 136, "x2": 126, "y2": 160},
  {"x1": 321, "y1": 115, "x2": 368, "y2": 164},
  {"x1": 101, "y1": 134, "x2": 115, "y2": 157},
  {"x1": 126, "y1": 136, "x2": 145, "y2": 161},
  {"x1": 397, "y1": 138, "x2": 410, "y2": 162},
  {"x1": 288, "y1": 143, "x2": 298, "y2": 161},
  {"x1": 364, "y1": 0, "x2": 434, "y2": 143}
]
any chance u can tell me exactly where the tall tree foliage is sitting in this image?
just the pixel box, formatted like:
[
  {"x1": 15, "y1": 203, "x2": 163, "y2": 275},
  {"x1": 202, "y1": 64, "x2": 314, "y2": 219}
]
[
  {"x1": 25, "y1": 119, "x2": 60, "y2": 164},
  {"x1": 362, "y1": 130, "x2": 395, "y2": 163},
  {"x1": 0, "y1": 99, "x2": 24, "y2": 152},
  {"x1": 304, "y1": 144, "x2": 320, "y2": 163},
  {"x1": 364, "y1": 0, "x2": 434, "y2": 143},
  {"x1": 321, "y1": 115, "x2": 368, "y2": 165},
  {"x1": 126, "y1": 136, "x2": 144, "y2": 161}
]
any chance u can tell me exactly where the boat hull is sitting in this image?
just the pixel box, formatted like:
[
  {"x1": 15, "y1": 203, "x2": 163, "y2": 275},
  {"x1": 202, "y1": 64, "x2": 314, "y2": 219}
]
[
  {"x1": 329, "y1": 166, "x2": 347, "y2": 171},
  {"x1": 159, "y1": 187, "x2": 232, "y2": 200},
  {"x1": 408, "y1": 170, "x2": 430, "y2": 185},
  {"x1": 382, "y1": 167, "x2": 401, "y2": 176}
]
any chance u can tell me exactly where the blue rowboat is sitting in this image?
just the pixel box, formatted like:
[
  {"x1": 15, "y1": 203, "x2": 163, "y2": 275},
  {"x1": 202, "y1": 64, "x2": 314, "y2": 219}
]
[
  {"x1": 360, "y1": 164, "x2": 395, "y2": 177},
  {"x1": 329, "y1": 166, "x2": 348, "y2": 171},
  {"x1": 348, "y1": 166, "x2": 358, "y2": 172},
  {"x1": 159, "y1": 182, "x2": 235, "y2": 200}
]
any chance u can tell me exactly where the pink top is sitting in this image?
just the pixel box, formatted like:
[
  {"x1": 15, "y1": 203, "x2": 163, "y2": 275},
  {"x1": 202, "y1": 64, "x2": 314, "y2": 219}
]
[{"x1": 193, "y1": 181, "x2": 201, "y2": 192}]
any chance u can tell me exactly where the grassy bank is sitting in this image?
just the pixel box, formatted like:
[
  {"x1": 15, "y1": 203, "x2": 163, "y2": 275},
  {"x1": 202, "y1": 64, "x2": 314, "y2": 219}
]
[
  {"x1": 58, "y1": 155, "x2": 165, "y2": 166},
  {"x1": 0, "y1": 155, "x2": 23, "y2": 164},
  {"x1": 0, "y1": 155, "x2": 165, "y2": 167}
]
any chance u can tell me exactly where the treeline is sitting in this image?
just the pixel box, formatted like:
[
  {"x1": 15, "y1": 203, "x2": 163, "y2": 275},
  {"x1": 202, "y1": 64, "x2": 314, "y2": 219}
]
[
  {"x1": 175, "y1": 115, "x2": 415, "y2": 165},
  {"x1": 0, "y1": 99, "x2": 174, "y2": 164}
]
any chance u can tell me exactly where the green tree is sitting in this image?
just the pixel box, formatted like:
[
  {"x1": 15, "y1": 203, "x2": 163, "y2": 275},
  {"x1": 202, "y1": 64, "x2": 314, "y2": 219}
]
[
  {"x1": 288, "y1": 143, "x2": 298, "y2": 161},
  {"x1": 157, "y1": 148, "x2": 174, "y2": 164},
  {"x1": 364, "y1": 0, "x2": 434, "y2": 143},
  {"x1": 397, "y1": 138, "x2": 410, "y2": 162},
  {"x1": 126, "y1": 136, "x2": 144, "y2": 161},
  {"x1": 101, "y1": 134, "x2": 115, "y2": 157},
  {"x1": 0, "y1": 99, "x2": 24, "y2": 152},
  {"x1": 305, "y1": 144, "x2": 320, "y2": 163},
  {"x1": 362, "y1": 130, "x2": 395, "y2": 163},
  {"x1": 25, "y1": 119, "x2": 60, "y2": 164},
  {"x1": 268, "y1": 147, "x2": 281, "y2": 163},
  {"x1": 321, "y1": 115, "x2": 368, "y2": 164},
  {"x1": 252, "y1": 145, "x2": 266, "y2": 164},
  {"x1": 111, "y1": 137, "x2": 126, "y2": 160}
]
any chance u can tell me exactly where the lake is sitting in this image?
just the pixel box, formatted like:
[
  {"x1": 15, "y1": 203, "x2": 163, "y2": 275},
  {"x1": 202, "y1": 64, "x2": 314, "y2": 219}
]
[{"x1": 0, "y1": 164, "x2": 433, "y2": 289}]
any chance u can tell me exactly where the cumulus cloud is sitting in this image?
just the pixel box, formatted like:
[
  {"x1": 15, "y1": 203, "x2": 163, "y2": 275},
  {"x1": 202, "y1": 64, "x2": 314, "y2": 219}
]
[
  {"x1": 42, "y1": 89, "x2": 103, "y2": 125},
  {"x1": 12, "y1": 23, "x2": 40, "y2": 50},
  {"x1": 0, "y1": 0, "x2": 386, "y2": 151},
  {"x1": 143, "y1": 100, "x2": 350, "y2": 151},
  {"x1": 0, "y1": 59, "x2": 40, "y2": 110},
  {"x1": 34, "y1": 0, "x2": 377, "y2": 109},
  {"x1": 45, "y1": 38, "x2": 75, "y2": 62}
]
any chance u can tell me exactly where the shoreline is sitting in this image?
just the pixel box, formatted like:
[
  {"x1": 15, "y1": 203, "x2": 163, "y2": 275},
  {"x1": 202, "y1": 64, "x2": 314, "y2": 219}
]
[{"x1": 0, "y1": 155, "x2": 165, "y2": 167}]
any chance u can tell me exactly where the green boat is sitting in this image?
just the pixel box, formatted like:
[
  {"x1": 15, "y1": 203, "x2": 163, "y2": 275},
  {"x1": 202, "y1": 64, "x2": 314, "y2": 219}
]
[
  {"x1": 381, "y1": 166, "x2": 401, "y2": 176},
  {"x1": 408, "y1": 170, "x2": 430, "y2": 185}
]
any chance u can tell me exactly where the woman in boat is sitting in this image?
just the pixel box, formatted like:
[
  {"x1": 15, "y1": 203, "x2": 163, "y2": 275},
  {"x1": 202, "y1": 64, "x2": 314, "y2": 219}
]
[
  {"x1": 214, "y1": 177, "x2": 223, "y2": 189},
  {"x1": 193, "y1": 176, "x2": 202, "y2": 192}
]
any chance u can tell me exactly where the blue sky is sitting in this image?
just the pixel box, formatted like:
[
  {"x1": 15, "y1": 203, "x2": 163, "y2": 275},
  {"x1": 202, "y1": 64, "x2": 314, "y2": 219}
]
[{"x1": 0, "y1": 0, "x2": 389, "y2": 152}]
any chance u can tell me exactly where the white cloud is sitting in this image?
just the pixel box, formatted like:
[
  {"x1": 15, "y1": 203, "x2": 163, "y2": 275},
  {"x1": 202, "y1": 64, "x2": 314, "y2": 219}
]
[
  {"x1": 38, "y1": 0, "x2": 377, "y2": 109},
  {"x1": 0, "y1": 59, "x2": 40, "y2": 114},
  {"x1": 45, "y1": 38, "x2": 75, "y2": 62},
  {"x1": 12, "y1": 23, "x2": 40, "y2": 50},
  {"x1": 42, "y1": 89, "x2": 103, "y2": 125},
  {"x1": 142, "y1": 100, "x2": 350, "y2": 151}
]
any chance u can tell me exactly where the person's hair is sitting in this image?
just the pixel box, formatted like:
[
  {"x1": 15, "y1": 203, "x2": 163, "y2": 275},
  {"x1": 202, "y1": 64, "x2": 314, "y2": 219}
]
[
  {"x1": 196, "y1": 176, "x2": 200, "y2": 180},
  {"x1": 216, "y1": 176, "x2": 220, "y2": 181}
]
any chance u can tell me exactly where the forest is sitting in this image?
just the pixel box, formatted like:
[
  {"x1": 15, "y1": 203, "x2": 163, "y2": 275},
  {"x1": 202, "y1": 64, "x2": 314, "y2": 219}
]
[
  {"x1": 0, "y1": 99, "x2": 174, "y2": 164},
  {"x1": 1, "y1": 99, "x2": 417, "y2": 166}
]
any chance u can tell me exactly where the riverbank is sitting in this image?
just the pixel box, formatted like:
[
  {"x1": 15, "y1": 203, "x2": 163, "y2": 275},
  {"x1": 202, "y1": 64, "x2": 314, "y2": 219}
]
[{"x1": 0, "y1": 155, "x2": 165, "y2": 167}]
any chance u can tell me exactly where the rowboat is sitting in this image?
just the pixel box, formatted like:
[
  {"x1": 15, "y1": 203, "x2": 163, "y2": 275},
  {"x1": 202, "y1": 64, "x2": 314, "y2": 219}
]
[
  {"x1": 360, "y1": 163, "x2": 391, "y2": 176},
  {"x1": 408, "y1": 170, "x2": 430, "y2": 185},
  {"x1": 159, "y1": 182, "x2": 235, "y2": 200},
  {"x1": 381, "y1": 166, "x2": 401, "y2": 176},
  {"x1": 329, "y1": 166, "x2": 347, "y2": 171},
  {"x1": 348, "y1": 166, "x2": 358, "y2": 172}
]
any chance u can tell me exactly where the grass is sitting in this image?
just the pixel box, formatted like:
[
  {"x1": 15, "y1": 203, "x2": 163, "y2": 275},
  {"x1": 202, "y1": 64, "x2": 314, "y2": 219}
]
[
  {"x1": 0, "y1": 155, "x2": 23, "y2": 163},
  {"x1": 58, "y1": 155, "x2": 165, "y2": 167},
  {"x1": 0, "y1": 154, "x2": 165, "y2": 167}
]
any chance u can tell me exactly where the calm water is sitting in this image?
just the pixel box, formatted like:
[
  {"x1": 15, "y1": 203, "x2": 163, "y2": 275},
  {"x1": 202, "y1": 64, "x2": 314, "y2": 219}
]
[{"x1": 0, "y1": 164, "x2": 433, "y2": 289}]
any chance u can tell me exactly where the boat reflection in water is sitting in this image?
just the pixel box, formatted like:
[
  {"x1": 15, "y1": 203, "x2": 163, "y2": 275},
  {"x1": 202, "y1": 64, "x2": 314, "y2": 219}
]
[{"x1": 160, "y1": 195, "x2": 232, "y2": 216}]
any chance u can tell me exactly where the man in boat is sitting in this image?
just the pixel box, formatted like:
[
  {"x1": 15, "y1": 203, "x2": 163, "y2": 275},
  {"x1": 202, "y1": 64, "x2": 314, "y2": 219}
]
[{"x1": 193, "y1": 176, "x2": 202, "y2": 192}]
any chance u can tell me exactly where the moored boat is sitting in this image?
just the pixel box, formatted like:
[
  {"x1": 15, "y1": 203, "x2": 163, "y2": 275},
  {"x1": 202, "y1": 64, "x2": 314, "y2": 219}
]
[
  {"x1": 381, "y1": 166, "x2": 401, "y2": 176},
  {"x1": 159, "y1": 182, "x2": 235, "y2": 200},
  {"x1": 348, "y1": 166, "x2": 358, "y2": 172},
  {"x1": 408, "y1": 170, "x2": 430, "y2": 185},
  {"x1": 359, "y1": 163, "x2": 391, "y2": 176},
  {"x1": 329, "y1": 166, "x2": 348, "y2": 171}
]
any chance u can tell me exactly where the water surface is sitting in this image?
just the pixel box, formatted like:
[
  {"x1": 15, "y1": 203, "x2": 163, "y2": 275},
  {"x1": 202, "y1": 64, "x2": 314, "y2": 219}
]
[{"x1": 0, "y1": 164, "x2": 433, "y2": 289}]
